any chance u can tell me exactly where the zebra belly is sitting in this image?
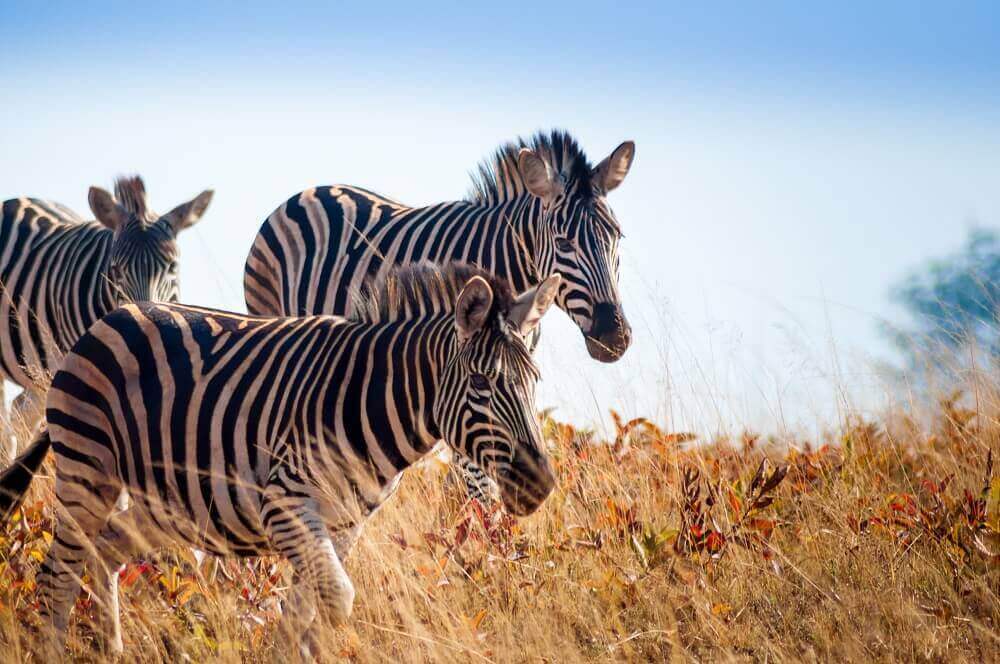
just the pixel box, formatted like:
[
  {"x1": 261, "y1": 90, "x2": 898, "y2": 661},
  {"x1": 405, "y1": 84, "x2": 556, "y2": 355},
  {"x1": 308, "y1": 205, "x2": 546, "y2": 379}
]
[
  {"x1": 111, "y1": 499, "x2": 272, "y2": 558},
  {"x1": 106, "y1": 452, "x2": 400, "y2": 557},
  {"x1": 49, "y1": 429, "x2": 272, "y2": 556},
  {"x1": 112, "y1": 460, "x2": 272, "y2": 556}
]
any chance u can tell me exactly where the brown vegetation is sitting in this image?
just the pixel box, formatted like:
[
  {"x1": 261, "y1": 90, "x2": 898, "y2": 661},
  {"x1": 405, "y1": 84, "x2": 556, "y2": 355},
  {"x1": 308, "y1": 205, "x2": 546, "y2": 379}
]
[{"x1": 0, "y1": 385, "x2": 998, "y2": 662}]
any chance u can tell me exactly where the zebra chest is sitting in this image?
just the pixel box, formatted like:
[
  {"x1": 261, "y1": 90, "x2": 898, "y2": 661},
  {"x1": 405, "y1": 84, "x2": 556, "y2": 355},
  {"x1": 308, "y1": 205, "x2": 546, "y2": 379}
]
[
  {"x1": 304, "y1": 459, "x2": 405, "y2": 530},
  {"x1": 376, "y1": 472, "x2": 404, "y2": 507}
]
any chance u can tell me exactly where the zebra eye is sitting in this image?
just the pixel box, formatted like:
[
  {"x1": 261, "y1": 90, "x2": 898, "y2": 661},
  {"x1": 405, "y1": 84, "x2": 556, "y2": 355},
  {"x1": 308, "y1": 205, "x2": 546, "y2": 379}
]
[
  {"x1": 469, "y1": 373, "x2": 491, "y2": 392},
  {"x1": 555, "y1": 238, "x2": 575, "y2": 253}
]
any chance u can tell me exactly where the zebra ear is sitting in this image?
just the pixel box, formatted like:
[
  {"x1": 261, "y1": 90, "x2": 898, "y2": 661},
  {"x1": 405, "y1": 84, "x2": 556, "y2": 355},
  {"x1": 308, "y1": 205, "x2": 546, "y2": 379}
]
[
  {"x1": 518, "y1": 148, "x2": 559, "y2": 202},
  {"x1": 455, "y1": 275, "x2": 494, "y2": 343},
  {"x1": 508, "y1": 273, "x2": 561, "y2": 337},
  {"x1": 88, "y1": 186, "x2": 128, "y2": 231},
  {"x1": 163, "y1": 189, "x2": 214, "y2": 233},
  {"x1": 593, "y1": 140, "x2": 635, "y2": 193}
]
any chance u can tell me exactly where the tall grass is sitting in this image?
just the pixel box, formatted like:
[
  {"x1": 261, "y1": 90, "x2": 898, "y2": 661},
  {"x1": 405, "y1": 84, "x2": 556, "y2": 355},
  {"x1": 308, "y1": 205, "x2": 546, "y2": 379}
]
[{"x1": 0, "y1": 368, "x2": 997, "y2": 662}]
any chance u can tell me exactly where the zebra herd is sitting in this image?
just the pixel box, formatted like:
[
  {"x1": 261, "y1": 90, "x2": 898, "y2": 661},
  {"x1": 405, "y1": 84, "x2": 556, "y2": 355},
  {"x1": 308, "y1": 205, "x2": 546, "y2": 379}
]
[{"x1": 0, "y1": 130, "x2": 635, "y2": 655}]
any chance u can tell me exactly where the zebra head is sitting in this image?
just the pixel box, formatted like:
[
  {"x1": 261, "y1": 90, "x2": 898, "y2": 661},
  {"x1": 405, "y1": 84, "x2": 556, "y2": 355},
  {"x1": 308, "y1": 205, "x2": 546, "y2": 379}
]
[
  {"x1": 517, "y1": 135, "x2": 636, "y2": 363},
  {"x1": 88, "y1": 176, "x2": 213, "y2": 305},
  {"x1": 436, "y1": 272, "x2": 562, "y2": 515}
]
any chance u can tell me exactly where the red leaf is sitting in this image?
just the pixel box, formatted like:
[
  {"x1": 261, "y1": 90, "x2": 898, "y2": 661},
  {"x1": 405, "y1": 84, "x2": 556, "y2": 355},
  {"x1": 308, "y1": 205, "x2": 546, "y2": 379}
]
[
  {"x1": 705, "y1": 531, "x2": 726, "y2": 553},
  {"x1": 726, "y1": 488, "x2": 742, "y2": 515},
  {"x1": 748, "y1": 518, "x2": 776, "y2": 539}
]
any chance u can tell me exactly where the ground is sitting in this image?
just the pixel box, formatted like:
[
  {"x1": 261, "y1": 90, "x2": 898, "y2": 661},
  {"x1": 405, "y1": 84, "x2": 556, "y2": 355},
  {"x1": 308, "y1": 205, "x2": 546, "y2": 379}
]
[{"x1": 0, "y1": 388, "x2": 997, "y2": 662}]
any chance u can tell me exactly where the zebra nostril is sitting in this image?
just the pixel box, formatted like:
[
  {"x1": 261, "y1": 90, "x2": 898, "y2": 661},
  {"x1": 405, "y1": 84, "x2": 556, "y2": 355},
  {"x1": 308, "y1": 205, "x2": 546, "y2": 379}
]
[
  {"x1": 495, "y1": 446, "x2": 556, "y2": 515},
  {"x1": 585, "y1": 302, "x2": 631, "y2": 362},
  {"x1": 589, "y1": 303, "x2": 614, "y2": 335}
]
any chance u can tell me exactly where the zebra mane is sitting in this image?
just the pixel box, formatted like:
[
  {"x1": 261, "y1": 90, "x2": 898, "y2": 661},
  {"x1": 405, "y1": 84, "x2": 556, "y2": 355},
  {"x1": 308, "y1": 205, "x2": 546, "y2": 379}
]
[
  {"x1": 351, "y1": 262, "x2": 514, "y2": 325},
  {"x1": 113, "y1": 175, "x2": 153, "y2": 221},
  {"x1": 466, "y1": 129, "x2": 595, "y2": 205}
]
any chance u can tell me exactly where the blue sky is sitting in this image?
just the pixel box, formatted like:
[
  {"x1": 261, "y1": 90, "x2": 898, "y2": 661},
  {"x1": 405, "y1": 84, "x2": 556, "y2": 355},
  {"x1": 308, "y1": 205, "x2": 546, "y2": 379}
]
[{"x1": 2, "y1": 2, "x2": 999, "y2": 435}]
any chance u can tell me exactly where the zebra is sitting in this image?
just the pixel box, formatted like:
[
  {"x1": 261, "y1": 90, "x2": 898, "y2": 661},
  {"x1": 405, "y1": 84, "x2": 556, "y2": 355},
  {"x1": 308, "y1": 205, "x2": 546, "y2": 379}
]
[
  {"x1": 244, "y1": 130, "x2": 635, "y2": 501},
  {"x1": 0, "y1": 177, "x2": 213, "y2": 460},
  {"x1": 0, "y1": 262, "x2": 560, "y2": 656}
]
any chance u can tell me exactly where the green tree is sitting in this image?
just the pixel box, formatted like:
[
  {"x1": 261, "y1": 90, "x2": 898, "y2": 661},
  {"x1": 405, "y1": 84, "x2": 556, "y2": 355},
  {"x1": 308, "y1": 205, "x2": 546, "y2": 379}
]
[{"x1": 886, "y1": 228, "x2": 1000, "y2": 366}]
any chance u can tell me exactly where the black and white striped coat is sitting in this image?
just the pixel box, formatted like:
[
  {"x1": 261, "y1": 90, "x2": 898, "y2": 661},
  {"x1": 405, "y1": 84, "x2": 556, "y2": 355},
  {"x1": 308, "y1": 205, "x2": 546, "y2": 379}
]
[
  {"x1": 0, "y1": 178, "x2": 212, "y2": 456},
  {"x1": 245, "y1": 131, "x2": 634, "y2": 361},
  {"x1": 0, "y1": 263, "x2": 560, "y2": 656},
  {"x1": 244, "y1": 130, "x2": 635, "y2": 499}
]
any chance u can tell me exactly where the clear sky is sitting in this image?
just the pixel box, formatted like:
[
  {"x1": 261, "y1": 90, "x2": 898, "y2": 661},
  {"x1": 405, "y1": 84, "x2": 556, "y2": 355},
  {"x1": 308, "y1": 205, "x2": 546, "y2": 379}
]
[{"x1": 2, "y1": 2, "x2": 999, "y2": 437}]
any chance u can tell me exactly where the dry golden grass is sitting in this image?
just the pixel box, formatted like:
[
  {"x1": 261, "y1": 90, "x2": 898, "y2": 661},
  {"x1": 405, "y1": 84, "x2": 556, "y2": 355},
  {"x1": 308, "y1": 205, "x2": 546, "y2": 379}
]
[{"x1": 0, "y1": 379, "x2": 998, "y2": 662}]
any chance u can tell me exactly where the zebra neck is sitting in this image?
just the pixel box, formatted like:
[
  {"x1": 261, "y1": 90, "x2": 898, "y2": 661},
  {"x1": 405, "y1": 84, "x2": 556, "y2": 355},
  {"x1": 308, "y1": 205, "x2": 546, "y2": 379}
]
[
  {"x1": 366, "y1": 316, "x2": 453, "y2": 469},
  {"x1": 437, "y1": 196, "x2": 542, "y2": 293},
  {"x1": 97, "y1": 274, "x2": 118, "y2": 314},
  {"x1": 406, "y1": 316, "x2": 454, "y2": 459},
  {"x1": 51, "y1": 258, "x2": 119, "y2": 350}
]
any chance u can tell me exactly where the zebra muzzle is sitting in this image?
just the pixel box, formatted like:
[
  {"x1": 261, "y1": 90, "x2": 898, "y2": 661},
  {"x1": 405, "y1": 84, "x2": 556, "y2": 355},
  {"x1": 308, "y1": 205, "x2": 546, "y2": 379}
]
[
  {"x1": 496, "y1": 451, "x2": 556, "y2": 516},
  {"x1": 584, "y1": 302, "x2": 632, "y2": 362}
]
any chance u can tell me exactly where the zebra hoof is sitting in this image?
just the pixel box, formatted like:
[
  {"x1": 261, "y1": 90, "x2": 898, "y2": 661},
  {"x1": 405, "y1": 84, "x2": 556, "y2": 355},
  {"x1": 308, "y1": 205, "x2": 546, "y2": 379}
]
[
  {"x1": 326, "y1": 584, "x2": 356, "y2": 626},
  {"x1": 108, "y1": 632, "x2": 124, "y2": 656},
  {"x1": 296, "y1": 628, "x2": 322, "y2": 661}
]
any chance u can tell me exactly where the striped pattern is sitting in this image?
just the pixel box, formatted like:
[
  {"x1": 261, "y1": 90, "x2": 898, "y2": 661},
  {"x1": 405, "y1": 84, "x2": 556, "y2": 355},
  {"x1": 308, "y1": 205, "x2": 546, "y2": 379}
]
[
  {"x1": 0, "y1": 198, "x2": 110, "y2": 387},
  {"x1": 244, "y1": 130, "x2": 635, "y2": 501},
  {"x1": 4, "y1": 262, "x2": 558, "y2": 653},
  {"x1": 0, "y1": 177, "x2": 212, "y2": 389},
  {"x1": 244, "y1": 131, "x2": 634, "y2": 362}
]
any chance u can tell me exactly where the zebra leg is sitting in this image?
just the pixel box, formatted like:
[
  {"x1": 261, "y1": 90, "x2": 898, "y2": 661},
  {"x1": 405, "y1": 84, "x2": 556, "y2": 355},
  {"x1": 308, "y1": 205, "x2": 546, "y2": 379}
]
[
  {"x1": 452, "y1": 456, "x2": 499, "y2": 504},
  {"x1": 262, "y1": 484, "x2": 355, "y2": 657},
  {"x1": 82, "y1": 497, "x2": 184, "y2": 655},
  {"x1": 283, "y1": 572, "x2": 320, "y2": 659},
  {"x1": 36, "y1": 484, "x2": 116, "y2": 652},
  {"x1": 88, "y1": 552, "x2": 124, "y2": 654},
  {"x1": 284, "y1": 522, "x2": 362, "y2": 658},
  {"x1": 10, "y1": 387, "x2": 44, "y2": 455},
  {"x1": 0, "y1": 380, "x2": 12, "y2": 465},
  {"x1": 88, "y1": 495, "x2": 152, "y2": 655},
  {"x1": 331, "y1": 523, "x2": 363, "y2": 561}
]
